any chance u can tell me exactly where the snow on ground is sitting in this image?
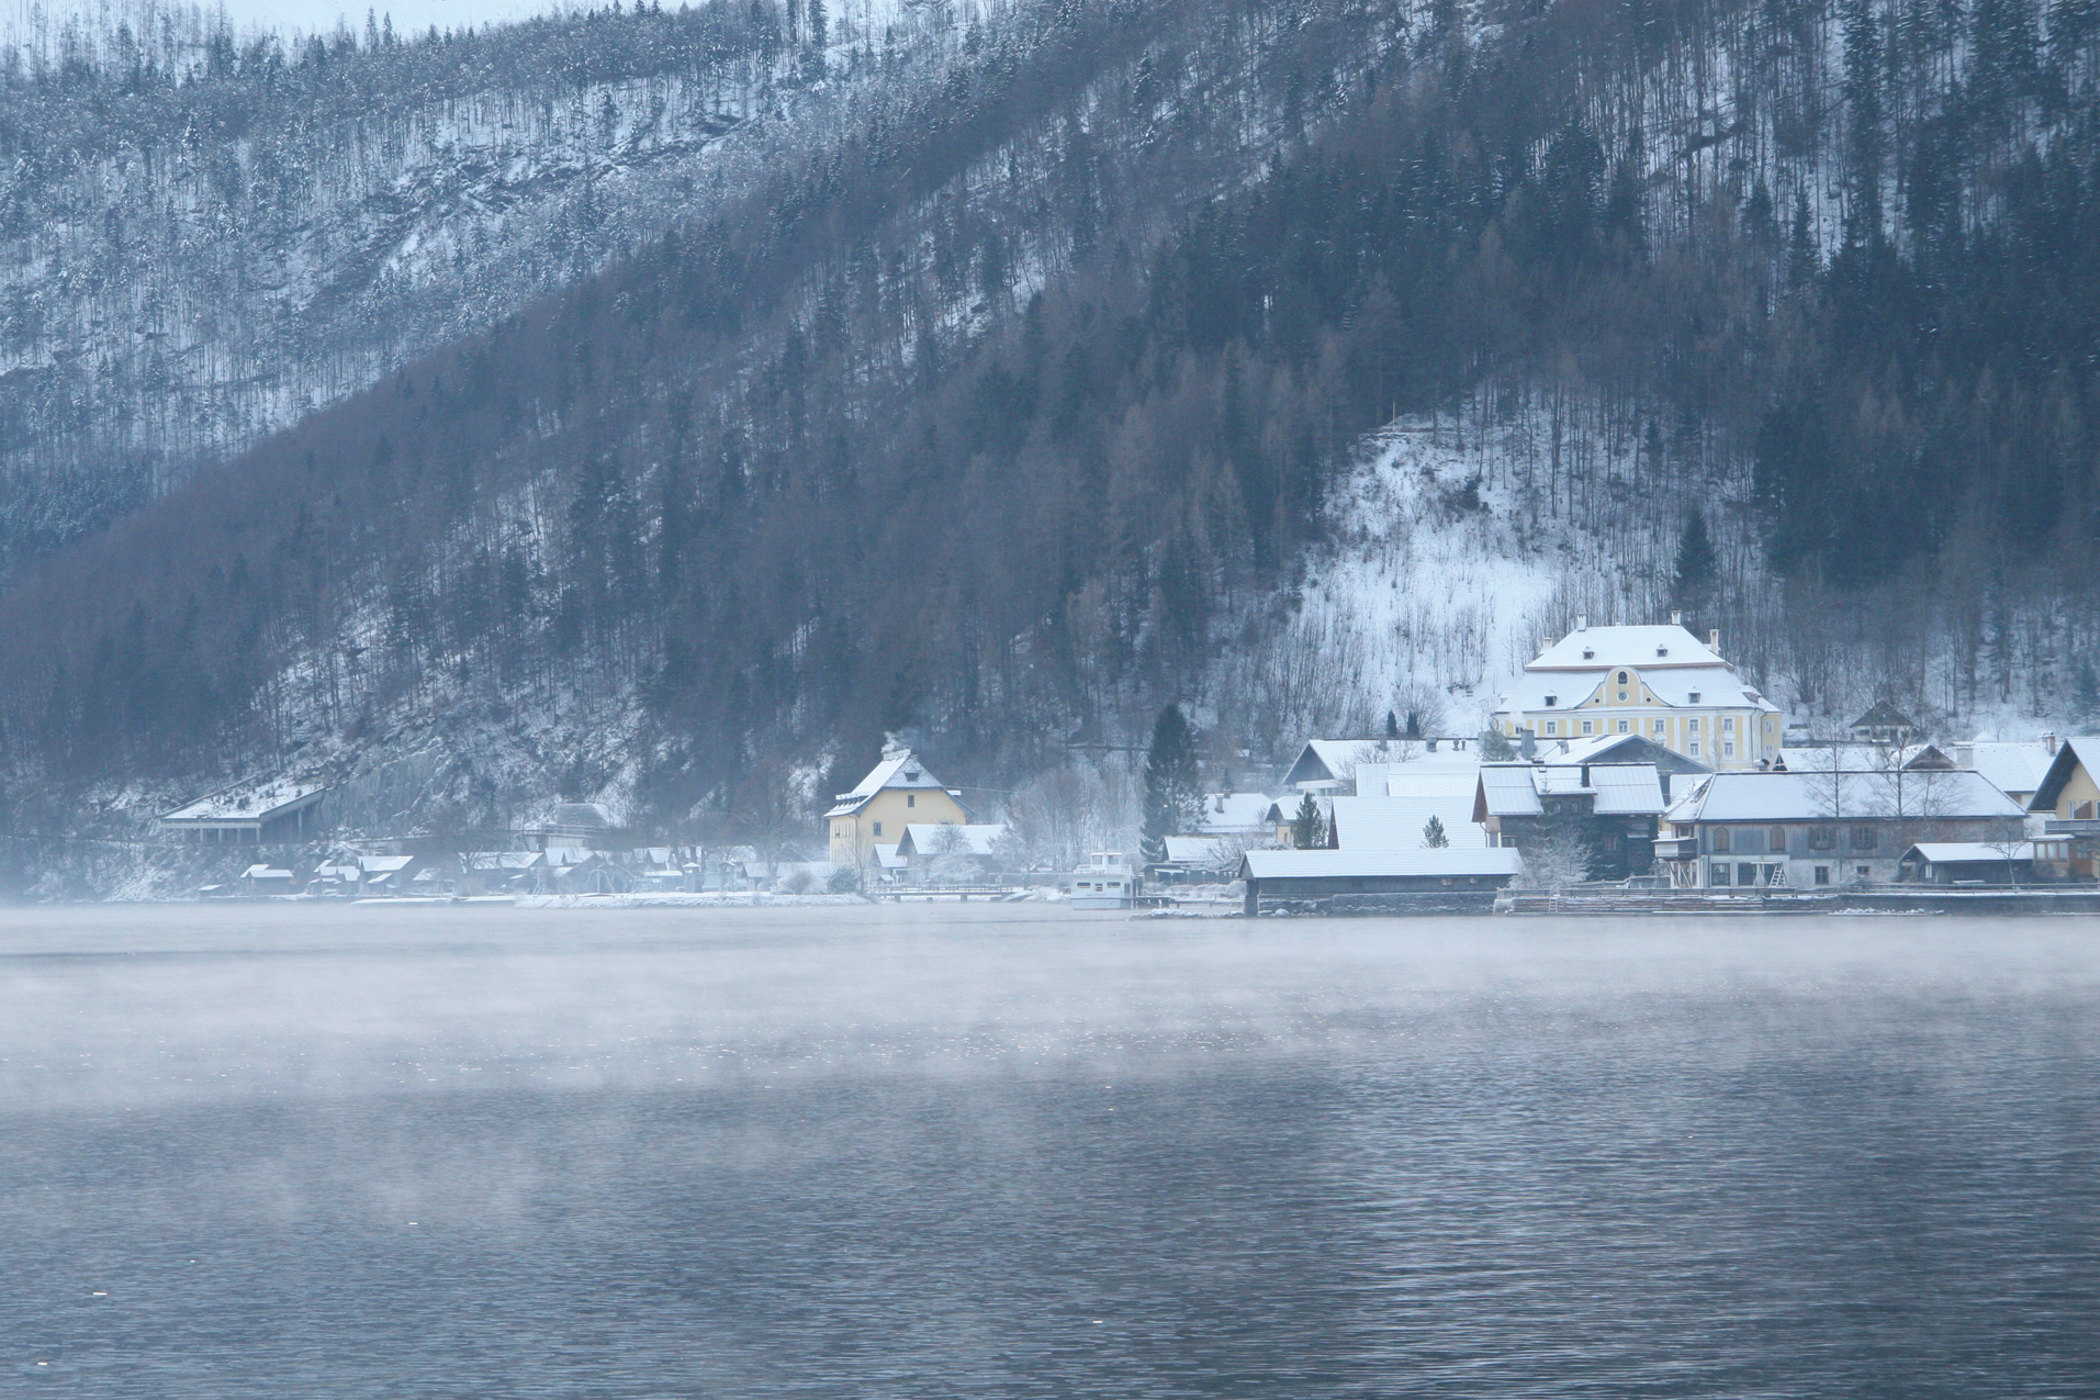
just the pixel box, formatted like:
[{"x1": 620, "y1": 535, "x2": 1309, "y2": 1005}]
[{"x1": 1221, "y1": 409, "x2": 1635, "y2": 742}]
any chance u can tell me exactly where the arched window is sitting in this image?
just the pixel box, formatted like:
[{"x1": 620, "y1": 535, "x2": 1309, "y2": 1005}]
[
  {"x1": 1617, "y1": 671, "x2": 1628, "y2": 684},
  {"x1": 1769, "y1": 826, "x2": 1786, "y2": 851},
  {"x1": 1712, "y1": 827, "x2": 1732, "y2": 852}
]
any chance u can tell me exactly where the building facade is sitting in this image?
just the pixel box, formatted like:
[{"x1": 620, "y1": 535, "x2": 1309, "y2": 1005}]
[
  {"x1": 825, "y1": 745, "x2": 971, "y2": 867},
  {"x1": 1493, "y1": 620, "x2": 1784, "y2": 771},
  {"x1": 1653, "y1": 770, "x2": 2027, "y2": 888}
]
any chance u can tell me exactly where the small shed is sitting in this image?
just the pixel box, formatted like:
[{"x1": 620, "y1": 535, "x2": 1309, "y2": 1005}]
[{"x1": 1898, "y1": 841, "x2": 2044, "y2": 884}]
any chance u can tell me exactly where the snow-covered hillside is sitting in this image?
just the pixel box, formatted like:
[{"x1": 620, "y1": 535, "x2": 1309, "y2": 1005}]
[{"x1": 0, "y1": 0, "x2": 966, "y2": 567}]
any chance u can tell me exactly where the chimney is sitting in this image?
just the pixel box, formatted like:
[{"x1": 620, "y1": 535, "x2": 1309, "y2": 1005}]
[
  {"x1": 1577, "y1": 614, "x2": 1588, "y2": 631},
  {"x1": 1670, "y1": 609, "x2": 1682, "y2": 625},
  {"x1": 1708, "y1": 628, "x2": 1720, "y2": 651},
  {"x1": 1580, "y1": 762, "x2": 1591, "y2": 787},
  {"x1": 2045, "y1": 732, "x2": 2059, "y2": 755}
]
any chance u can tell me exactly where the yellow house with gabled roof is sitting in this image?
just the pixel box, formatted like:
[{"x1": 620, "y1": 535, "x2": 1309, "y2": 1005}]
[{"x1": 825, "y1": 744, "x2": 971, "y2": 867}]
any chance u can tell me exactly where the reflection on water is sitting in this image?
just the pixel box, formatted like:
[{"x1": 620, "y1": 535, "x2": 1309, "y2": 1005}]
[{"x1": 2, "y1": 904, "x2": 2096, "y2": 1396}]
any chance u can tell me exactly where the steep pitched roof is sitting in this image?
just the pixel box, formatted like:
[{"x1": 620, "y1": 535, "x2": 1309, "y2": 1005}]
[
  {"x1": 825, "y1": 748, "x2": 960, "y2": 817},
  {"x1": 2028, "y1": 738, "x2": 2100, "y2": 812}
]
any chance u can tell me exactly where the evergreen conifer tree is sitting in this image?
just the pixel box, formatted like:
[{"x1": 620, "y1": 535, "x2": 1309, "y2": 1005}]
[
  {"x1": 1140, "y1": 703, "x2": 1201, "y2": 864},
  {"x1": 1672, "y1": 511, "x2": 1718, "y2": 617},
  {"x1": 1289, "y1": 792, "x2": 1325, "y2": 849},
  {"x1": 1422, "y1": 814, "x2": 1448, "y2": 848}
]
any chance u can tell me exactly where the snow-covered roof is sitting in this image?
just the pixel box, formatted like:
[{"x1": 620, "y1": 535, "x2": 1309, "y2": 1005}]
[
  {"x1": 1955, "y1": 742, "x2": 2058, "y2": 798},
  {"x1": 1586, "y1": 764, "x2": 1667, "y2": 814},
  {"x1": 1775, "y1": 743, "x2": 1933, "y2": 772},
  {"x1": 2029, "y1": 737, "x2": 2100, "y2": 812},
  {"x1": 826, "y1": 748, "x2": 959, "y2": 817},
  {"x1": 1665, "y1": 770, "x2": 2024, "y2": 823},
  {"x1": 1327, "y1": 796, "x2": 1488, "y2": 849},
  {"x1": 1358, "y1": 753, "x2": 1482, "y2": 800},
  {"x1": 1902, "y1": 842, "x2": 2038, "y2": 863},
  {"x1": 872, "y1": 843, "x2": 907, "y2": 869},
  {"x1": 162, "y1": 778, "x2": 328, "y2": 823},
  {"x1": 896, "y1": 823, "x2": 1007, "y2": 858},
  {"x1": 1472, "y1": 762, "x2": 1666, "y2": 818},
  {"x1": 1476, "y1": 765, "x2": 1543, "y2": 817},
  {"x1": 1240, "y1": 847, "x2": 1524, "y2": 880},
  {"x1": 1540, "y1": 733, "x2": 1712, "y2": 772},
  {"x1": 241, "y1": 865, "x2": 293, "y2": 880},
  {"x1": 358, "y1": 855, "x2": 415, "y2": 874},
  {"x1": 1196, "y1": 792, "x2": 1276, "y2": 834},
  {"x1": 1528, "y1": 624, "x2": 1725, "y2": 671}
]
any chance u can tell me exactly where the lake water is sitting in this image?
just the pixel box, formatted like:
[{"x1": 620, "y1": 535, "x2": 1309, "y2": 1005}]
[{"x1": 3, "y1": 904, "x2": 2096, "y2": 1397}]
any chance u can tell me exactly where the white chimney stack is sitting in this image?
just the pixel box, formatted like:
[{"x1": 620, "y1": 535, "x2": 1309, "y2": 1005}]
[
  {"x1": 1670, "y1": 609, "x2": 1682, "y2": 625},
  {"x1": 1577, "y1": 614, "x2": 1588, "y2": 631},
  {"x1": 1708, "y1": 628, "x2": 1720, "y2": 650}
]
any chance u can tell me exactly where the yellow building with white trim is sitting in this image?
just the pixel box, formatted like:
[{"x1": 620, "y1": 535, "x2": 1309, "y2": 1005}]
[
  {"x1": 1492, "y1": 619, "x2": 1784, "y2": 771},
  {"x1": 825, "y1": 745, "x2": 971, "y2": 867}
]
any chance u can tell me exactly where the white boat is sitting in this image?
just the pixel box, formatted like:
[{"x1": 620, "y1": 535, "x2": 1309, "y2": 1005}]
[{"x1": 1069, "y1": 852, "x2": 1138, "y2": 910}]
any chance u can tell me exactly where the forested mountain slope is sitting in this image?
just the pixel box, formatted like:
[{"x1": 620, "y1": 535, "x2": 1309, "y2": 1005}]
[
  {"x1": 1, "y1": 0, "x2": 2096, "y2": 853},
  {"x1": 0, "y1": 0, "x2": 948, "y2": 570}
]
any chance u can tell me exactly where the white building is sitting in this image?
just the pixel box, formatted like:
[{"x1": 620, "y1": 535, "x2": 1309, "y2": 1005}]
[{"x1": 1493, "y1": 619, "x2": 1784, "y2": 770}]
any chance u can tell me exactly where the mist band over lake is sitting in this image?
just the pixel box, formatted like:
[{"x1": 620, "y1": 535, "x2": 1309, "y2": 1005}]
[{"x1": 4, "y1": 905, "x2": 2095, "y2": 1396}]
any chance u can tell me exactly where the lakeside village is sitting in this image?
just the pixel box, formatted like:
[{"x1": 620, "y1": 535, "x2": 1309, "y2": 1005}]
[{"x1": 156, "y1": 619, "x2": 2100, "y2": 915}]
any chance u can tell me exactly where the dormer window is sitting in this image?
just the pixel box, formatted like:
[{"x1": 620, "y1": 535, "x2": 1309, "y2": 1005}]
[
  {"x1": 1582, "y1": 648, "x2": 1595, "y2": 660},
  {"x1": 1688, "y1": 692, "x2": 1701, "y2": 704},
  {"x1": 1656, "y1": 646, "x2": 1669, "y2": 657},
  {"x1": 1544, "y1": 694, "x2": 1558, "y2": 707}
]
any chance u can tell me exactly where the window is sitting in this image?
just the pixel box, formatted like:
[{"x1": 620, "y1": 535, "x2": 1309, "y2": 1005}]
[
  {"x1": 1618, "y1": 691, "x2": 1628, "y2": 701},
  {"x1": 1582, "y1": 720, "x2": 1594, "y2": 735},
  {"x1": 1738, "y1": 863, "x2": 1757, "y2": 886},
  {"x1": 1724, "y1": 741, "x2": 1736, "y2": 758},
  {"x1": 1723, "y1": 716, "x2": 1735, "y2": 732},
  {"x1": 1711, "y1": 863, "x2": 1731, "y2": 886},
  {"x1": 907, "y1": 794, "x2": 916, "y2": 808},
  {"x1": 1712, "y1": 827, "x2": 1732, "y2": 853},
  {"x1": 1546, "y1": 720, "x2": 1558, "y2": 735},
  {"x1": 1688, "y1": 691, "x2": 1701, "y2": 703},
  {"x1": 1814, "y1": 866, "x2": 1831, "y2": 885},
  {"x1": 1770, "y1": 826, "x2": 1787, "y2": 851},
  {"x1": 1618, "y1": 720, "x2": 1630, "y2": 734},
  {"x1": 1856, "y1": 865, "x2": 1872, "y2": 881},
  {"x1": 1653, "y1": 718, "x2": 1666, "y2": 733},
  {"x1": 1545, "y1": 694, "x2": 1558, "y2": 707},
  {"x1": 1851, "y1": 826, "x2": 1878, "y2": 851},
  {"x1": 1690, "y1": 741, "x2": 1701, "y2": 756},
  {"x1": 1617, "y1": 671, "x2": 1629, "y2": 684},
  {"x1": 873, "y1": 821, "x2": 883, "y2": 837},
  {"x1": 1689, "y1": 718, "x2": 1701, "y2": 731}
]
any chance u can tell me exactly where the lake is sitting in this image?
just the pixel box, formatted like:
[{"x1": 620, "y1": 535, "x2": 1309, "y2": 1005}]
[{"x1": 3, "y1": 904, "x2": 2096, "y2": 1396}]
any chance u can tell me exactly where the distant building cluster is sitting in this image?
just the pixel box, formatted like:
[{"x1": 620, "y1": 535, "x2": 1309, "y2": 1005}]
[{"x1": 156, "y1": 621, "x2": 2100, "y2": 909}]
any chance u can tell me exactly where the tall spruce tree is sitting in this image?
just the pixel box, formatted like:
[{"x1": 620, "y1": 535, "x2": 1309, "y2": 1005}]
[
  {"x1": 1140, "y1": 703, "x2": 1201, "y2": 864},
  {"x1": 1672, "y1": 511, "x2": 1719, "y2": 618}
]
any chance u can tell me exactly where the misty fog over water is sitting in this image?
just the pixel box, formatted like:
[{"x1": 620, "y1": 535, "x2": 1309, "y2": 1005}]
[{"x1": 3, "y1": 905, "x2": 2096, "y2": 1396}]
